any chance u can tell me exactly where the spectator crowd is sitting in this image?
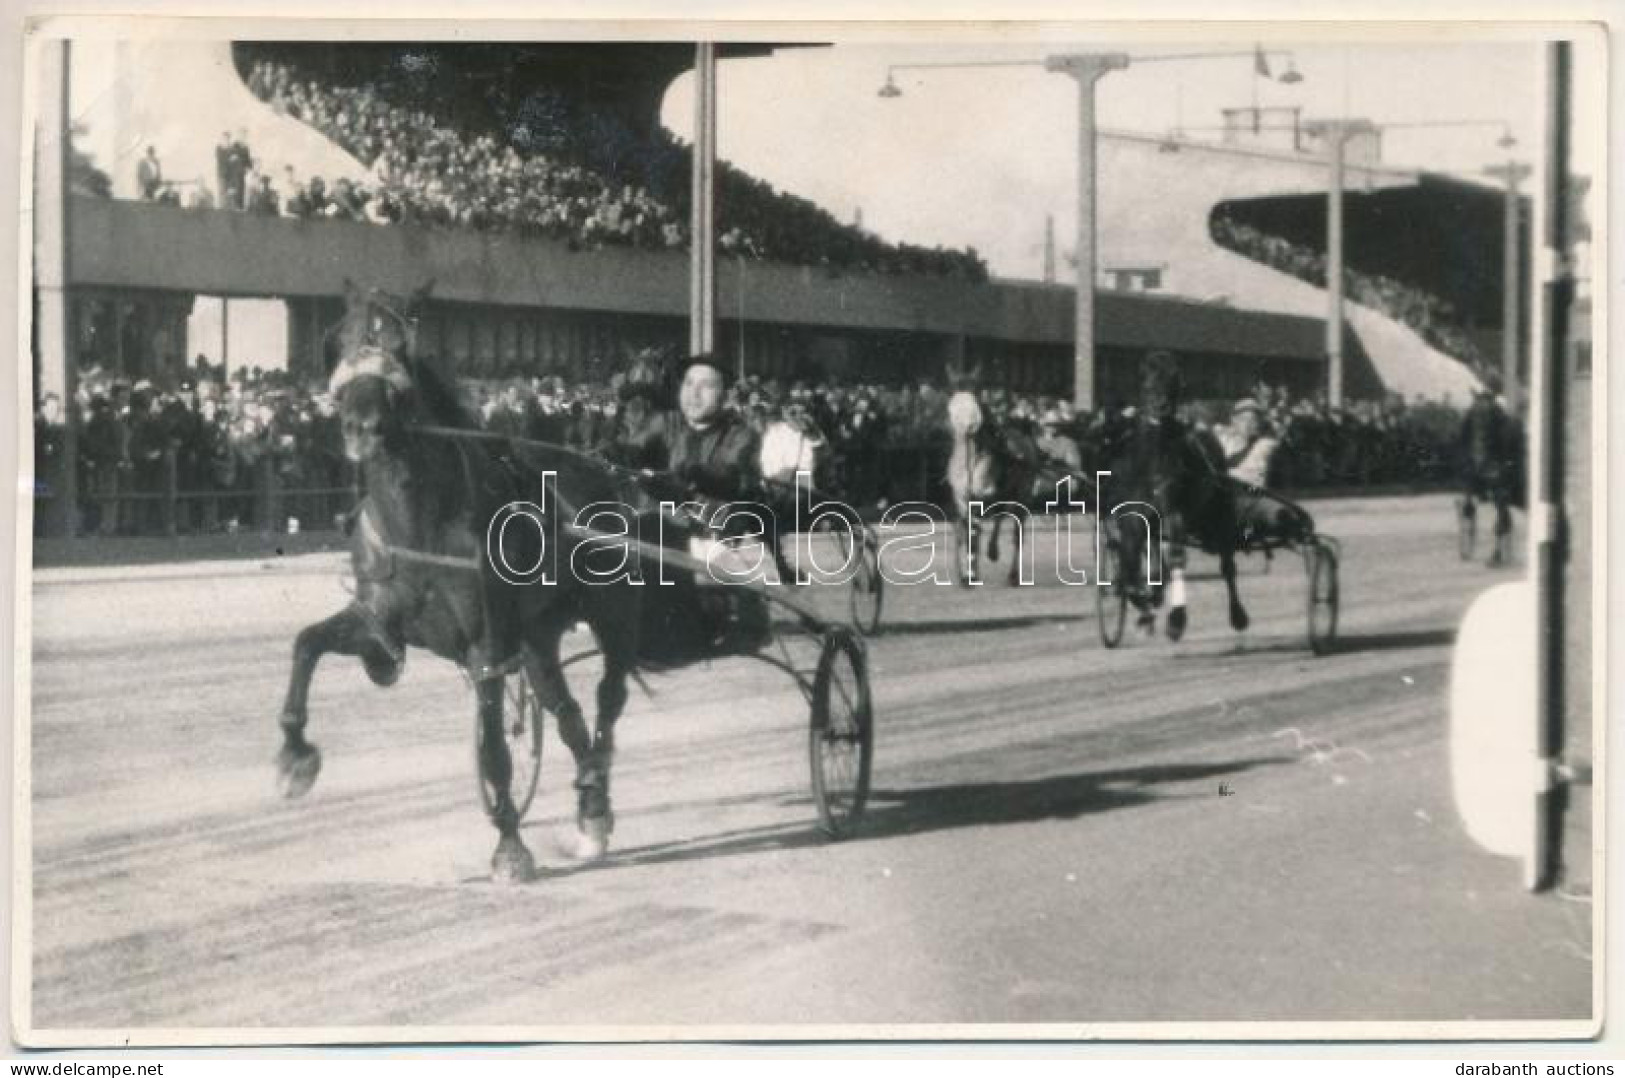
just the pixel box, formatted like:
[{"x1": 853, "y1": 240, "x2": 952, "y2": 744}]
[
  {"x1": 34, "y1": 354, "x2": 1467, "y2": 540},
  {"x1": 125, "y1": 52, "x2": 986, "y2": 282},
  {"x1": 1211, "y1": 215, "x2": 1486, "y2": 372}
]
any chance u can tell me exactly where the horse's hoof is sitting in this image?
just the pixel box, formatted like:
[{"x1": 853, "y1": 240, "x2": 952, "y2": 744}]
[
  {"x1": 1166, "y1": 607, "x2": 1188, "y2": 642},
  {"x1": 1230, "y1": 608, "x2": 1251, "y2": 632},
  {"x1": 275, "y1": 742, "x2": 322, "y2": 800},
  {"x1": 363, "y1": 651, "x2": 402, "y2": 687},
  {"x1": 566, "y1": 816, "x2": 612, "y2": 862},
  {"x1": 491, "y1": 837, "x2": 535, "y2": 884},
  {"x1": 1136, "y1": 613, "x2": 1157, "y2": 637}
]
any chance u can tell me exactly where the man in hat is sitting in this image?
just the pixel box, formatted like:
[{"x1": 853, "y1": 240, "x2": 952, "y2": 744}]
[
  {"x1": 1217, "y1": 395, "x2": 1292, "y2": 547},
  {"x1": 136, "y1": 146, "x2": 163, "y2": 201},
  {"x1": 662, "y1": 353, "x2": 770, "y2": 650},
  {"x1": 1218, "y1": 397, "x2": 1277, "y2": 489},
  {"x1": 1035, "y1": 408, "x2": 1082, "y2": 473},
  {"x1": 666, "y1": 353, "x2": 760, "y2": 505}
]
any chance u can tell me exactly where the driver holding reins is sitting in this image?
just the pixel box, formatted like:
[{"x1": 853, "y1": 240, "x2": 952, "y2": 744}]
[{"x1": 663, "y1": 353, "x2": 774, "y2": 650}]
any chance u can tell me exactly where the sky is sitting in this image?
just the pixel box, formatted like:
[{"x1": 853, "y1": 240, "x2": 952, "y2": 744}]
[{"x1": 660, "y1": 38, "x2": 1602, "y2": 277}]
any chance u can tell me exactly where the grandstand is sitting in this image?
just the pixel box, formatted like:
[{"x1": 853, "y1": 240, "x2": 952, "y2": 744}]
[{"x1": 51, "y1": 41, "x2": 1521, "y2": 407}]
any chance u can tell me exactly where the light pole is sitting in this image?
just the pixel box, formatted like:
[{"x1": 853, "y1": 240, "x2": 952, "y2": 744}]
[
  {"x1": 1045, "y1": 52, "x2": 1128, "y2": 412},
  {"x1": 1304, "y1": 117, "x2": 1376, "y2": 409},
  {"x1": 880, "y1": 48, "x2": 1301, "y2": 411},
  {"x1": 1305, "y1": 117, "x2": 1520, "y2": 408},
  {"x1": 690, "y1": 42, "x2": 718, "y2": 357},
  {"x1": 1485, "y1": 149, "x2": 1532, "y2": 411}
]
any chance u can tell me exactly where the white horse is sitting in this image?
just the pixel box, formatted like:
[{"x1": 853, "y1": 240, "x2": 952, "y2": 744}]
[{"x1": 945, "y1": 390, "x2": 1029, "y2": 586}]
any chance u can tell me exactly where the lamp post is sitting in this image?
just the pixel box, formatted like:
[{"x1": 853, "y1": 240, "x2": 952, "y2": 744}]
[
  {"x1": 880, "y1": 48, "x2": 1301, "y2": 411},
  {"x1": 690, "y1": 42, "x2": 718, "y2": 357},
  {"x1": 1485, "y1": 149, "x2": 1532, "y2": 412},
  {"x1": 1304, "y1": 117, "x2": 1521, "y2": 409},
  {"x1": 1304, "y1": 117, "x2": 1377, "y2": 410}
]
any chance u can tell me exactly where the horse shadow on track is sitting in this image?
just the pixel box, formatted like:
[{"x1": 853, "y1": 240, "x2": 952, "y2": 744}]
[{"x1": 558, "y1": 756, "x2": 1277, "y2": 875}]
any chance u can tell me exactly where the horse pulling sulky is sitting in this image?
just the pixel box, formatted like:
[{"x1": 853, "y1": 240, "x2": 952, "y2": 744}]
[
  {"x1": 1092, "y1": 353, "x2": 1341, "y2": 656},
  {"x1": 274, "y1": 283, "x2": 875, "y2": 884}
]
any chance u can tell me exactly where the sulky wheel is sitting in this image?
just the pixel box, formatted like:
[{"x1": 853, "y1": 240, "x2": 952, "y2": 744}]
[
  {"x1": 1306, "y1": 540, "x2": 1341, "y2": 656},
  {"x1": 1096, "y1": 535, "x2": 1129, "y2": 648},
  {"x1": 809, "y1": 628, "x2": 874, "y2": 838},
  {"x1": 1458, "y1": 496, "x2": 1478, "y2": 561},
  {"x1": 847, "y1": 529, "x2": 885, "y2": 635},
  {"x1": 476, "y1": 666, "x2": 545, "y2": 821}
]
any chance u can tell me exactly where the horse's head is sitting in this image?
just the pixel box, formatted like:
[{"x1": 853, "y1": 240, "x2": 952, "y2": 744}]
[
  {"x1": 327, "y1": 280, "x2": 434, "y2": 463},
  {"x1": 330, "y1": 279, "x2": 432, "y2": 364},
  {"x1": 1141, "y1": 350, "x2": 1185, "y2": 422}
]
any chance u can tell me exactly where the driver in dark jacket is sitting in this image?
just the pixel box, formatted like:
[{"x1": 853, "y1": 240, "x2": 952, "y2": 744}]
[
  {"x1": 661, "y1": 353, "x2": 770, "y2": 650},
  {"x1": 666, "y1": 354, "x2": 760, "y2": 506}
]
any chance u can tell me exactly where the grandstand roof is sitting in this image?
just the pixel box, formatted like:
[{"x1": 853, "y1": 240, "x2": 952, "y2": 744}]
[
  {"x1": 1214, "y1": 171, "x2": 1529, "y2": 328},
  {"x1": 232, "y1": 42, "x2": 819, "y2": 139}
]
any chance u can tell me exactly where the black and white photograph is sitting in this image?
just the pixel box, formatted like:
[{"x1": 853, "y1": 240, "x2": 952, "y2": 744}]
[{"x1": 13, "y1": 14, "x2": 1606, "y2": 1045}]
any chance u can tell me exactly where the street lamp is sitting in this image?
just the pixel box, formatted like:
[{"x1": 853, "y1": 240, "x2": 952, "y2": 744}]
[{"x1": 878, "y1": 48, "x2": 1303, "y2": 411}]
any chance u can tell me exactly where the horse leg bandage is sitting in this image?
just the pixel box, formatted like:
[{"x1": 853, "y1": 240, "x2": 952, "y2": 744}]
[{"x1": 1169, "y1": 568, "x2": 1188, "y2": 608}]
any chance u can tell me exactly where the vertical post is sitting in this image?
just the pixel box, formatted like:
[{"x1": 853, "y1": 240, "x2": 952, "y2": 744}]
[
  {"x1": 1043, "y1": 213, "x2": 1056, "y2": 284},
  {"x1": 1325, "y1": 122, "x2": 1347, "y2": 409},
  {"x1": 1504, "y1": 169, "x2": 1520, "y2": 408},
  {"x1": 257, "y1": 453, "x2": 276, "y2": 535},
  {"x1": 221, "y1": 296, "x2": 230, "y2": 377},
  {"x1": 737, "y1": 254, "x2": 746, "y2": 382},
  {"x1": 1483, "y1": 160, "x2": 1533, "y2": 411},
  {"x1": 1528, "y1": 40, "x2": 1571, "y2": 893},
  {"x1": 1045, "y1": 52, "x2": 1128, "y2": 413},
  {"x1": 689, "y1": 42, "x2": 717, "y2": 356},
  {"x1": 162, "y1": 444, "x2": 178, "y2": 538},
  {"x1": 35, "y1": 39, "x2": 78, "y2": 536}
]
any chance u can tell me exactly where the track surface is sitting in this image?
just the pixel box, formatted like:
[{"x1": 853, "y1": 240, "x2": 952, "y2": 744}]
[{"x1": 24, "y1": 494, "x2": 1591, "y2": 1036}]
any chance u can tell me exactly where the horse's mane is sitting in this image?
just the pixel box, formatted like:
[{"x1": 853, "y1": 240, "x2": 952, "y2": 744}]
[{"x1": 406, "y1": 357, "x2": 481, "y2": 430}]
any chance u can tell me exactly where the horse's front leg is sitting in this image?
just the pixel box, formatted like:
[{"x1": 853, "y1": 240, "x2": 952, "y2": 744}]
[
  {"x1": 1164, "y1": 520, "x2": 1189, "y2": 642},
  {"x1": 1005, "y1": 508, "x2": 1027, "y2": 587},
  {"x1": 522, "y1": 635, "x2": 608, "y2": 860},
  {"x1": 958, "y1": 512, "x2": 980, "y2": 587},
  {"x1": 1491, "y1": 492, "x2": 1513, "y2": 566},
  {"x1": 474, "y1": 675, "x2": 534, "y2": 883},
  {"x1": 277, "y1": 605, "x2": 395, "y2": 799},
  {"x1": 1221, "y1": 548, "x2": 1250, "y2": 632}
]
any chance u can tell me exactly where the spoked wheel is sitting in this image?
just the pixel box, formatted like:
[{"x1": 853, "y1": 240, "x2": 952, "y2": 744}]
[
  {"x1": 475, "y1": 666, "x2": 545, "y2": 821},
  {"x1": 1305, "y1": 540, "x2": 1340, "y2": 656},
  {"x1": 809, "y1": 628, "x2": 874, "y2": 838},
  {"x1": 847, "y1": 529, "x2": 885, "y2": 635},
  {"x1": 1096, "y1": 535, "x2": 1129, "y2": 648},
  {"x1": 1458, "y1": 497, "x2": 1477, "y2": 561}
]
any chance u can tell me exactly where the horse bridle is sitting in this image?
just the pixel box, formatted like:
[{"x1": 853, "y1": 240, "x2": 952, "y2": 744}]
[{"x1": 322, "y1": 289, "x2": 421, "y2": 361}]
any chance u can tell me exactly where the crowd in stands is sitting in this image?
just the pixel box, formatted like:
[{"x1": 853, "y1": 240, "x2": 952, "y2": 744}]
[
  {"x1": 34, "y1": 361, "x2": 352, "y2": 538},
  {"x1": 34, "y1": 355, "x2": 1466, "y2": 539},
  {"x1": 1210, "y1": 215, "x2": 1486, "y2": 371},
  {"x1": 112, "y1": 53, "x2": 987, "y2": 281}
]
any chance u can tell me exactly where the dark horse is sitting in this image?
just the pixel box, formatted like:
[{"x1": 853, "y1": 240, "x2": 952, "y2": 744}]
[
  {"x1": 1456, "y1": 386, "x2": 1524, "y2": 566},
  {"x1": 1099, "y1": 356, "x2": 1252, "y2": 641},
  {"x1": 275, "y1": 282, "x2": 643, "y2": 882}
]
